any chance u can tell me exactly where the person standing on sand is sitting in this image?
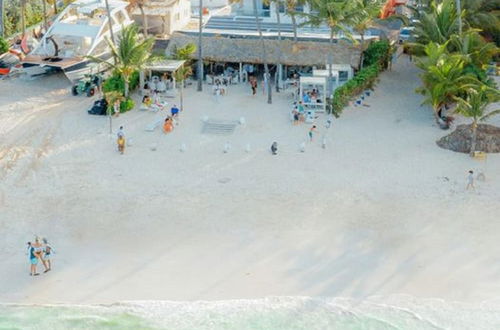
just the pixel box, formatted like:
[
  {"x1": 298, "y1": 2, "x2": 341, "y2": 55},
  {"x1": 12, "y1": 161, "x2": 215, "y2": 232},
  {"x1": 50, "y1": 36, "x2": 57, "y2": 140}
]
[
  {"x1": 42, "y1": 238, "x2": 55, "y2": 273},
  {"x1": 113, "y1": 99, "x2": 120, "y2": 117},
  {"x1": 466, "y1": 170, "x2": 475, "y2": 190},
  {"x1": 309, "y1": 125, "x2": 317, "y2": 142},
  {"x1": 26, "y1": 242, "x2": 39, "y2": 276},
  {"x1": 117, "y1": 126, "x2": 125, "y2": 139}
]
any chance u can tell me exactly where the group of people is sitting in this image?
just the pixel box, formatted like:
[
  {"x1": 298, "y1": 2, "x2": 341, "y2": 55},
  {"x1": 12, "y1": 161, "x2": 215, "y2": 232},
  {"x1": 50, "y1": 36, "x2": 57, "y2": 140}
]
[
  {"x1": 27, "y1": 237, "x2": 54, "y2": 276},
  {"x1": 213, "y1": 78, "x2": 228, "y2": 102},
  {"x1": 163, "y1": 104, "x2": 180, "y2": 133},
  {"x1": 302, "y1": 89, "x2": 322, "y2": 104}
]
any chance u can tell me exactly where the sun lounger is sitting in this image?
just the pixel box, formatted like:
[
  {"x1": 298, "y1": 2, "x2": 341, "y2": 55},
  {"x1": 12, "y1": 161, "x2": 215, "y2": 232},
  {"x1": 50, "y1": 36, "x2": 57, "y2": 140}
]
[{"x1": 145, "y1": 118, "x2": 163, "y2": 132}]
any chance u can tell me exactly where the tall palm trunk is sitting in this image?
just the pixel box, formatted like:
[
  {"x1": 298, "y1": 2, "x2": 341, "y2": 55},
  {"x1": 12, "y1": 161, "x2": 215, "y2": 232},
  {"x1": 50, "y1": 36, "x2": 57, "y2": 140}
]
[
  {"x1": 139, "y1": 5, "x2": 148, "y2": 36},
  {"x1": 275, "y1": 0, "x2": 282, "y2": 92},
  {"x1": 180, "y1": 82, "x2": 184, "y2": 111},
  {"x1": 253, "y1": 0, "x2": 272, "y2": 104},
  {"x1": 359, "y1": 32, "x2": 365, "y2": 69},
  {"x1": 104, "y1": 0, "x2": 116, "y2": 64},
  {"x1": 197, "y1": 0, "x2": 203, "y2": 91},
  {"x1": 290, "y1": 11, "x2": 298, "y2": 43},
  {"x1": 0, "y1": 0, "x2": 4, "y2": 38},
  {"x1": 470, "y1": 120, "x2": 478, "y2": 156},
  {"x1": 328, "y1": 27, "x2": 334, "y2": 94},
  {"x1": 53, "y1": 0, "x2": 57, "y2": 15},
  {"x1": 21, "y1": 0, "x2": 26, "y2": 36},
  {"x1": 42, "y1": 0, "x2": 48, "y2": 31}
]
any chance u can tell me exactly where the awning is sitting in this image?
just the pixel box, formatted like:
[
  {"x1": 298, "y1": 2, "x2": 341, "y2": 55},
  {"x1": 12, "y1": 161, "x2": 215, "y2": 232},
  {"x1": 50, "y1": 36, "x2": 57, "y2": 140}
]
[{"x1": 144, "y1": 60, "x2": 186, "y2": 72}]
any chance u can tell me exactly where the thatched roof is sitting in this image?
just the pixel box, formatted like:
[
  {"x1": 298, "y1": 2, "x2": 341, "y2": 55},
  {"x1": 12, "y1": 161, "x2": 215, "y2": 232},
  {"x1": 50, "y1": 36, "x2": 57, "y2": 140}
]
[{"x1": 166, "y1": 32, "x2": 362, "y2": 68}]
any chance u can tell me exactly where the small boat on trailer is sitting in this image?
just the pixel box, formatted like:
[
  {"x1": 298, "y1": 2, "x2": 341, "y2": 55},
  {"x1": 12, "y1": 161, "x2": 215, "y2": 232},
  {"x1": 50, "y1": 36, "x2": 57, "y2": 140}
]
[{"x1": 21, "y1": 0, "x2": 133, "y2": 82}]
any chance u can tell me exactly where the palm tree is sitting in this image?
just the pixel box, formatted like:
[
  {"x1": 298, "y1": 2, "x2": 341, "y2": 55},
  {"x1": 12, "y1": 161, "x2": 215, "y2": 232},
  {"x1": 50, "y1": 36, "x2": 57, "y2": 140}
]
[
  {"x1": 454, "y1": 84, "x2": 500, "y2": 155},
  {"x1": 252, "y1": 0, "x2": 272, "y2": 104},
  {"x1": 285, "y1": 0, "x2": 305, "y2": 43},
  {"x1": 197, "y1": 0, "x2": 203, "y2": 91},
  {"x1": 301, "y1": 0, "x2": 358, "y2": 93},
  {"x1": 413, "y1": 0, "x2": 460, "y2": 46},
  {"x1": 416, "y1": 44, "x2": 474, "y2": 124},
  {"x1": 450, "y1": 30, "x2": 498, "y2": 71},
  {"x1": 461, "y1": 0, "x2": 500, "y2": 44},
  {"x1": 174, "y1": 65, "x2": 193, "y2": 112},
  {"x1": 128, "y1": 0, "x2": 149, "y2": 37},
  {"x1": 41, "y1": 0, "x2": 48, "y2": 31},
  {"x1": 21, "y1": 0, "x2": 26, "y2": 36},
  {"x1": 351, "y1": 0, "x2": 385, "y2": 69},
  {"x1": 89, "y1": 24, "x2": 154, "y2": 97},
  {"x1": 0, "y1": 0, "x2": 4, "y2": 38}
]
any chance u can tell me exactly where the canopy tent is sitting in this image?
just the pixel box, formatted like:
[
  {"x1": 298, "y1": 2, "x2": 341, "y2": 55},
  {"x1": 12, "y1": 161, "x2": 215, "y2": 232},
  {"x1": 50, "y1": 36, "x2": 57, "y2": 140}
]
[
  {"x1": 299, "y1": 76, "x2": 327, "y2": 112},
  {"x1": 140, "y1": 60, "x2": 186, "y2": 96},
  {"x1": 312, "y1": 69, "x2": 339, "y2": 86}
]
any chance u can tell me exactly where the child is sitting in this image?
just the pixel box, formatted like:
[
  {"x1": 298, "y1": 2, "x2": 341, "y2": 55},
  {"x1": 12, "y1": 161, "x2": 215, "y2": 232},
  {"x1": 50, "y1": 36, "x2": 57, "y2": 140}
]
[
  {"x1": 117, "y1": 136, "x2": 125, "y2": 154},
  {"x1": 309, "y1": 125, "x2": 317, "y2": 142},
  {"x1": 466, "y1": 170, "x2": 475, "y2": 190}
]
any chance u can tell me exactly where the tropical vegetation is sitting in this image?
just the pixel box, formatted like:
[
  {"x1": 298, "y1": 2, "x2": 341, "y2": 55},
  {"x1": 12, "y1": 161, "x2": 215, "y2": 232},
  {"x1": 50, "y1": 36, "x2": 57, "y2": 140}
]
[
  {"x1": 410, "y1": 0, "x2": 499, "y2": 154},
  {"x1": 331, "y1": 40, "x2": 391, "y2": 117},
  {"x1": 454, "y1": 84, "x2": 500, "y2": 155}
]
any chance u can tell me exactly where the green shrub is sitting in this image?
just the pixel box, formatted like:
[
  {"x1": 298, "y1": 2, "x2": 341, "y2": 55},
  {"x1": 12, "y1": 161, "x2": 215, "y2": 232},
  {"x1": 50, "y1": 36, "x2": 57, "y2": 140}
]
[
  {"x1": 331, "y1": 40, "x2": 392, "y2": 116},
  {"x1": 363, "y1": 40, "x2": 391, "y2": 67},
  {"x1": 120, "y1": 98, "x2": 135, "y2": 113},
  {"x1": 129, "y1": 71, "x2": 140, "y2": 90},
  {"x1": 103, "y1": 73, "x2": 125, "y2": 94},
  {"x1": 102, "y1": 71, "x2": 140, "y2": 94},
  {"x1": 0, "y1": 37, "x2": 9, "y2": 55}
]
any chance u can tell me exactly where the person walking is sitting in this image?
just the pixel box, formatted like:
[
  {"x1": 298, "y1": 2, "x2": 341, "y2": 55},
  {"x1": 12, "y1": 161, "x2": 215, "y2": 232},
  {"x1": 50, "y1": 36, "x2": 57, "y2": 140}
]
[
  {"x1": 308, "y1": 125, "x2": 317, "y2": 142},
  {"x1": 250, "y1": 78, "x2": 257, "y2": 96},
  {"x1": 466, "y1": 170, "x2": 475, "y2": 190}
]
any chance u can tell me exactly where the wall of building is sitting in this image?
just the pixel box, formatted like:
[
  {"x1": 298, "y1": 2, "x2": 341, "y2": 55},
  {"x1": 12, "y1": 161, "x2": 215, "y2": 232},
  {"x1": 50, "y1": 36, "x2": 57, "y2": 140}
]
[{"x1": 190, "y1": 0, "x2": 229, "y2": 9}]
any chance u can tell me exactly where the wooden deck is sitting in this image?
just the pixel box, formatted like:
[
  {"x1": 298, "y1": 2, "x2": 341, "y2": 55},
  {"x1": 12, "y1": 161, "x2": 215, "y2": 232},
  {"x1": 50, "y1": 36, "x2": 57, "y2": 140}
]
[{"x1": 22, "y1": 55, "x2": 84, "y2": 69}]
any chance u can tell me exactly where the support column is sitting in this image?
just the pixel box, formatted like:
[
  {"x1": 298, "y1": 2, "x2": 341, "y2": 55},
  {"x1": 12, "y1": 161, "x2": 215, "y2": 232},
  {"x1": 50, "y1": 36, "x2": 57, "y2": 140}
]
[{"x1": 239, "y1": 62, "x2": 243, "y2": 83}]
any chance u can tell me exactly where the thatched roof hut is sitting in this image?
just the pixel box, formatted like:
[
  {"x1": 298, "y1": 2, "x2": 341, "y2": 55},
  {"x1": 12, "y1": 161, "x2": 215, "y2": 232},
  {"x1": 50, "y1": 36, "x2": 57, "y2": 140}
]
[{"x1": 166, "y1": 32, "x2": 362, "y2": 69}]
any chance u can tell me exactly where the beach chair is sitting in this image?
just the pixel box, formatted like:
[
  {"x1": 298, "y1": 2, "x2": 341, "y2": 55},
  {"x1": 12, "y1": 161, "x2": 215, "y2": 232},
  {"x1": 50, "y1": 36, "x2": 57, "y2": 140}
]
[
  {"x1": 145, "y1": 118, "x2": 163, "y2": 132},
  {"x1": 473, "y1": 151, "x2": 487, "y2": 160}
]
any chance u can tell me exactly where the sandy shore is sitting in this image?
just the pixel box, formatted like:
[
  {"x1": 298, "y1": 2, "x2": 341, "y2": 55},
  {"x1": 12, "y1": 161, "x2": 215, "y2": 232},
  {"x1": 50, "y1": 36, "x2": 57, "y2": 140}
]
[{"x1": 1, "y1": 57, "x2": 500, "y2": 305}]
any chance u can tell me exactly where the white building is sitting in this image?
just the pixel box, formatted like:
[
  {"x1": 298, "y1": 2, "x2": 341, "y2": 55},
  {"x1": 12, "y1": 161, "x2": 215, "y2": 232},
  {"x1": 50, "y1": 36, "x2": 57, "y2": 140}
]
[
  {"x1": 132, "y1": 0, "x2": 191, "y2": 36},
  {"x1": 232, "y1": 0, "x2": 312, "y2": 24},
  {"x1": 190, "y1": 0, "x2": 229, "y2": 10}
]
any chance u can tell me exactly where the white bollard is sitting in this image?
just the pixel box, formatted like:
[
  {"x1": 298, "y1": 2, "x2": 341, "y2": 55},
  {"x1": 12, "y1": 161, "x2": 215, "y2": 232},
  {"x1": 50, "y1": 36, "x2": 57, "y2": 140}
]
[
  {"x1": 180, "y1": 143, "x2": 187, "y2": 152},
  {"x1": 239, "y1": 117, "x2": 246, "y2": 125},
  {"x1": 300, "y1": 142, "x2": 306, "y2": 153},
  {"x1": 223, "y1": 142, "x2": 231, "y2": 153}
]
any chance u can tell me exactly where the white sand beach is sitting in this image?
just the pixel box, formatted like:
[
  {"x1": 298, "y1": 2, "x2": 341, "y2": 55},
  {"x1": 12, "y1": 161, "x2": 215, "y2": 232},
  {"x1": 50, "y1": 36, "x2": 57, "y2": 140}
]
[{"x1": 1, "y1": 57, "x2": 500, "y2": 309}]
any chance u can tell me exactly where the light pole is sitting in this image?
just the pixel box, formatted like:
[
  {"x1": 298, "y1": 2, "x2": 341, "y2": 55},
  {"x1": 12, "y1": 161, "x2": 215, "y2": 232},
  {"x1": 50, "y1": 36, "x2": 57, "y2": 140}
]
[{"x1": 197, "y1": 0, "x2": 203, "y2": 91}]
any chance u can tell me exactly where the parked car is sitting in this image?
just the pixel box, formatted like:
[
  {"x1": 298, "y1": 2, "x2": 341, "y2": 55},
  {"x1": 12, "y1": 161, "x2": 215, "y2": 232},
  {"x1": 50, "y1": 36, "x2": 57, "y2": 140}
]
[
  {"x1": 399, "y1": 27, "x2": 415, "y2": 43},
  {"x1": 88, "y1": 98, "x2": 108, "y2": 115}
]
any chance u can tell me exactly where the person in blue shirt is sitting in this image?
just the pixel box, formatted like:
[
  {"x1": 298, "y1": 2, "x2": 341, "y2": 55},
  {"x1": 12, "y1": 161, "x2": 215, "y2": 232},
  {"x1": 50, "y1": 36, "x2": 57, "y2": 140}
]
[
  {"x1": 171, "y1": 104, "x2": 180, "y2": 118},
  {"x1": 303, "y1": 92, "x2": 311, "y2": 103}
]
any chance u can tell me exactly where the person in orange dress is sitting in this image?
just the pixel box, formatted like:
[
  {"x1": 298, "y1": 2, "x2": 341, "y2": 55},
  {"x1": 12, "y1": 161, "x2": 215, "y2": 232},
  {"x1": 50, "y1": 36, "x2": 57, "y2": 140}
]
[{"x1": 163, "y1": 117, "x2": 174, "y2": 133}]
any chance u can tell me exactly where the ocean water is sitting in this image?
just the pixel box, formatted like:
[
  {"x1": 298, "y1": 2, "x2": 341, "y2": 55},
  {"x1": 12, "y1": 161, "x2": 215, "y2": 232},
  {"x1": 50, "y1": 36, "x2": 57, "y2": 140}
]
[{"x1": 1, "y1": 296, "x2": 500, "y2": 330}]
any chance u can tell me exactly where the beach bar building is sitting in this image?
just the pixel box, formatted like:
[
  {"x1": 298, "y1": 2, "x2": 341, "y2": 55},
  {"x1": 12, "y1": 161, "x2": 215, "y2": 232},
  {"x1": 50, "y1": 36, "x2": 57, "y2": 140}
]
[{"x1": 165, "y1": 31, "x2": 361, "y2": 85}]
